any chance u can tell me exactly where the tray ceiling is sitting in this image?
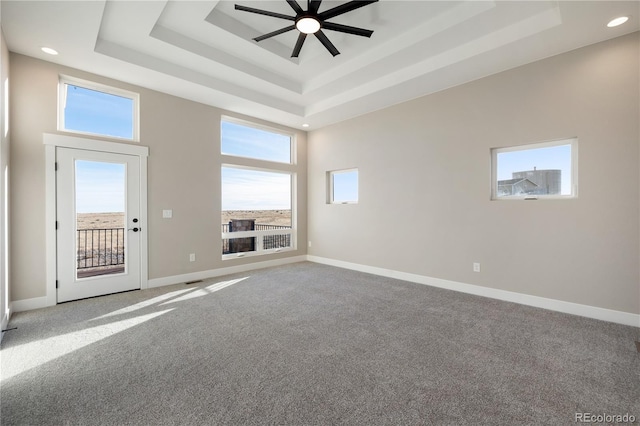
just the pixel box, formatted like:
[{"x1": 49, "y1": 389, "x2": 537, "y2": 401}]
[{"x1": 2, "y1": 1, "x2": 638, "y2": 130}]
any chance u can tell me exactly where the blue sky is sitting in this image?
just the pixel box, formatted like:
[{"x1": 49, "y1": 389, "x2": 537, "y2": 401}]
[
  {"x1": 222, "y1": 167, "x2": 291, "y2": 211},
  {"x1": 497, "y1": 144, "x2": 572, "y2": 194},
  {"x1": 333, "y1": 170, "x2": 358, "y2": 203},
  {"x1": 221, "y1": 121, "x2": 291, "y2": 163},
  {"x1": 64, "y1": 84, "x2": 133, "y2": 139},
  {"x1": 66, "y1": 86, "x2": 131, "y2": 213},
  {"x1": 75, "y1": 161, "x2": 125, "y2": 214},
  {"x1": 221, "y1": 121, "x2": 293, "y2": 210}
]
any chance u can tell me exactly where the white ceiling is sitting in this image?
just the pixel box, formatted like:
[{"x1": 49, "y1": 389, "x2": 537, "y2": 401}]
[{"x1": 1, "y1": 1, "x2": 638, "y2": 130}]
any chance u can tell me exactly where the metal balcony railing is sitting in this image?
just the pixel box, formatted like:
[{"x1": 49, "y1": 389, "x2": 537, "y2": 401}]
[
  {"x1": 222, "y1": 223, "x2": 292, "y2": 254},
  {"x1": 77, "y1": 228, "x2": 125, "y2": 270}
]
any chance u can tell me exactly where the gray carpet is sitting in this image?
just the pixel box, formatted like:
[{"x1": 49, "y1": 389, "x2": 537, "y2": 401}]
[{"x1": 1, "y1": 262, "x2": 638, "y2": 425}]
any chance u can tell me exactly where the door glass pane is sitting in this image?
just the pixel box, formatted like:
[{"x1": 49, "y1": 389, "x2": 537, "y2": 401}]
[{"x1": 75, "y1": 160, "x2": 126, "y2": 279}]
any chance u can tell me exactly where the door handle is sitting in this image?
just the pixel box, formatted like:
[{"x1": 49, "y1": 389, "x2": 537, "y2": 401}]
[{"x1": 128, "y1": 227, "x2": 140, "y2": 232}]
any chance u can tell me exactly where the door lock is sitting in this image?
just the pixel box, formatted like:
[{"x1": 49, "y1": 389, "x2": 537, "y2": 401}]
[{"x1": 129, "y1": 218, "x2": 140, "y2": 231}]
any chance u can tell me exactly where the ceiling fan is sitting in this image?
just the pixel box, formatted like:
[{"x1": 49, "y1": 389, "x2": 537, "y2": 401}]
[{"x1": 234, "y1": 0, "x2": 379, "y2": 58}]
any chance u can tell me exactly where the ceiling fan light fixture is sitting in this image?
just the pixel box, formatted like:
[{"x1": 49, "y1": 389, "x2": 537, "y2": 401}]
[{"x1": 296, "y1": 16, "x2": 321, "y2": 34}]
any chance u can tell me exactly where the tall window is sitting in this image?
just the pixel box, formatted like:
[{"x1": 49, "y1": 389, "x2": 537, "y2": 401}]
[
  {"x1": 491, "y1": 138, "x2": 578, "y2": 200},
  {"x1": 58, "y1": 75, "x2": 139, "y2": 141},
  {"x1": 221, "y1": 118, "x2": 295, "y2": 258}
]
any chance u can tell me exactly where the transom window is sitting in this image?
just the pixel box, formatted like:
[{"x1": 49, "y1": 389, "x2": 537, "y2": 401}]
[
  {"x1": 58, "y1": 75, "x2": 139, "y2": 141},
  {"x1": 221, "y1": 118, "x2": 292, "y2": 164},
  {"x1": 491, "y1": 138, "x2": 578, "y2": 200}
]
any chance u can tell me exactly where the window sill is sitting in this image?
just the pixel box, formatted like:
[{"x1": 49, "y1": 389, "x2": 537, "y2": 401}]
[
  {"x1": 221, "y1": 246, "x2": 295, "y2": 261},
  {"x1": 491, "y1": 195, "x2": 577, "y2": 201}
]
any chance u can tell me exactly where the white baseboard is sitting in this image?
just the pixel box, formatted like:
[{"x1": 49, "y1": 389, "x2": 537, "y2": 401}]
[
  {"x1": 11, "y1": 296, "x2": 51, "y2": 313},
  {"x1": 307, "y1": 255, "x2": 640, "y2": 328},
  {"x1": 148, "y1": 255, "x2": 308, "y2": 289},
  {"x1": 10, "y1": 255, "x2": 638, "y2": 328},
  {"x1": 9, "y1": 256, "x2": 307, "y2": 312}
]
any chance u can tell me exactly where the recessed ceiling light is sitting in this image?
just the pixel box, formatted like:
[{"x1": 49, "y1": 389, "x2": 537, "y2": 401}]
[
  {"x1": 607, "y1": 16, "x2": 629, "y2": 28},
  {"x1": 41, "y1": 47, "x2": 58, "y2": 55},
  {"x1": 302, "y1": 123, "x2": 310, "y2": 128}
]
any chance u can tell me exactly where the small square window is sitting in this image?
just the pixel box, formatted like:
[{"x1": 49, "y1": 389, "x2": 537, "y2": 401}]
[
  {"x1": 58, "y1": 76, "x2": 139, "y2": 141},
  {"x1": 328, "y1": 169, "x2": 358, "y2": 204},
  {"x1": 492, "y1": 138, "x2": 577, "y2": 200}
]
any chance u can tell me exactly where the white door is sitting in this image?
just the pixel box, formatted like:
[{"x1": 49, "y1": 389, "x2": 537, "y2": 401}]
[{"x1": 56, "y1": 147, "x2": 141, "y2": 303}]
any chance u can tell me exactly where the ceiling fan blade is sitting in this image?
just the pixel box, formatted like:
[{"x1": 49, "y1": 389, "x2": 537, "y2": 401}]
[
  {"x1": 234, "y1": 4, "x2": 295, "y2": 21},
  {"x1": 292, "y1": 33, "x2": 307, "y2": 57},
  {"x1": 314, "y1": 30, "x2": 340, "y2": 56},
  {"x1": 322, "y1": 22, "x2": 373, "y2": 37},
  {"x1": 286, "y1": 0, "x2": 304, "y2": 14},
  {"x1": 254, "y1": 25, "x2": 296, "y2": 42},
  {"x1": 309, "y1": 0, "x2": 322, "y2": 14},
  {"x1": 318, "y1": 0, "x2": 378, "y2": 20}
]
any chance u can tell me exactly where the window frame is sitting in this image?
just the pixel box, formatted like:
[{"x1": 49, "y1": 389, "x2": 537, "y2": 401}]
[
  {"x1": 221, "y1": 115, "x2": 294, "y2": 165},
  {"x1": 220, "y1": 118, "x2": 297, "y2": 260},
  {"x1": 491, "y1": 138, "x2": 578, "y2": 200},
  {"x1": 58, "y1": 75, "x2": 140, "y2": 142},
  {"x1": 328, "y1": 168, "x2": 359, "y2": 204}
]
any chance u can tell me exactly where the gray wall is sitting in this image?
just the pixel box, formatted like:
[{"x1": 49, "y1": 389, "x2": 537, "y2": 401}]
[
  {"x1": 10, "y1": 53, "x2": 307, "y2": 301},
  {"x1": 308, "y1": 32, "x2": 640, "y2": 315}
]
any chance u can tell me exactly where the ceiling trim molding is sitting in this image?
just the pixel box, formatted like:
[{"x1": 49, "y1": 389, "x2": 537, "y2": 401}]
[
  {"x1": 205, "y1": 7, "x2": 299, "y2": 64},
  {"x1": 150, "y1": 24, "x2": 302, "y2": 94},
  {"x1": 94, "y1": 38, "x2": 305, "y2": 116}
]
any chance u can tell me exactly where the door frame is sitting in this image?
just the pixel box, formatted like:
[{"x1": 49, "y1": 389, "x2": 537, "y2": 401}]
[{"x1": 44, "y1": 133, "x2": 149, "y2": 306}]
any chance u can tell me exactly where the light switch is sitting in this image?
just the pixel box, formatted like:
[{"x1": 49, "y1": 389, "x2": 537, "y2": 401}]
[{"x1": 162, "y1": 210, "x2": 172, "y2": 219}]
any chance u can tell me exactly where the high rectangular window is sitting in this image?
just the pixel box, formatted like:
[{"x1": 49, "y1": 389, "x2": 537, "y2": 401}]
[
  {"x1": 492, "y1": 138, "x2": 577, "y2": 199},
  {"x1": 58, "y1": 76, "x2": 139, "y2": 141},
  {"x1": 221, "y1": 119, "x2": 292, "y2": 164},
  {"x1": 329, "y1": 168, "x2": 358, "y2": 204}
]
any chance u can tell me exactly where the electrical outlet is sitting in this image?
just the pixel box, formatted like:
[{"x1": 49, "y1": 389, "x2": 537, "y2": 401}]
[
  {"x1": 473, "y1": 262, "x2": 481, "y2": 272},
  {"x1": 189, "y1": 253, "x2": 196, "y2": 262},
  {"x1": 163, "y1": 210, "x2": 172, "y2": 219},
  {"x1": 308, "y1": 241, "x2": 312, "y2": 248}
]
